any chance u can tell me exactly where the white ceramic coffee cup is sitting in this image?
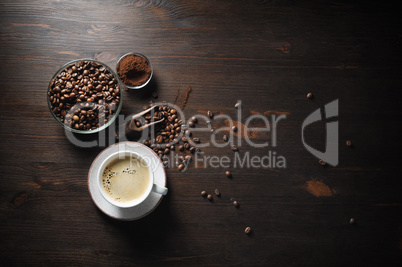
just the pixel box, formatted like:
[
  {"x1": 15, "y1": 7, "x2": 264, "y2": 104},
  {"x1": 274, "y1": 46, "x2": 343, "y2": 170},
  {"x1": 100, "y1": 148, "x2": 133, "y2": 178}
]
[{"x1": 97, "y1": 150, "x2": 168, "y2": 208}]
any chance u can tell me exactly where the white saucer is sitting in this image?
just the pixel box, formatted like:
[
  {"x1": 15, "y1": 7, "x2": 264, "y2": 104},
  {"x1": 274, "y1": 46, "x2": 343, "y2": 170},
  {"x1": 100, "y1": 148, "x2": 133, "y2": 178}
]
[{"x1": 88, "y1": 142, "x2": 166, "y2": 221}]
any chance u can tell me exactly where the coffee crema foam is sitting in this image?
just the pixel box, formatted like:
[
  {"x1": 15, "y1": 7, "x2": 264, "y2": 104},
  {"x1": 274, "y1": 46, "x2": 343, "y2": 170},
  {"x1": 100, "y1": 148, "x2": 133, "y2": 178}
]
[{"x1": 102, "y1": 155, "x2": 150, "y2": 202}]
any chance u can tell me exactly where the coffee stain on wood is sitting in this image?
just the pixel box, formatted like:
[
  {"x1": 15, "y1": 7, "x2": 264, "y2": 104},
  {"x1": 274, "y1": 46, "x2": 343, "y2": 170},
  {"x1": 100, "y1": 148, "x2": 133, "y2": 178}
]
[
  {"x1": 173, "y1": 86, "x2": 192, "y2": 110},
  {"x1": 13, "y1": 192, "x2": 30, "y2": 207},
  {"x1": 263, "y1": 110, "x2": 290, "y2": 116},
  {"x1": 250, "y1": 110, "x2": 290, "y2": 116},
  {"x1": 250, "y1": 110, "x2": 261, "y2": 115},
  {"x1": 276, "y1": 43, "x2": 291, "y2": 54},
  {"x1": 304, "y1": 180, "x2": 335, "y2": 197}
]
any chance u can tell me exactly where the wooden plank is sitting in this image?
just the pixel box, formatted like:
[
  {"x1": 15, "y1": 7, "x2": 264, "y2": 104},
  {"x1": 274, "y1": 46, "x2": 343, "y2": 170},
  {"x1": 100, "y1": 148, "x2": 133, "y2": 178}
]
[{"x1": 1, "y1": 0, "x2": 402, "y2": 265}]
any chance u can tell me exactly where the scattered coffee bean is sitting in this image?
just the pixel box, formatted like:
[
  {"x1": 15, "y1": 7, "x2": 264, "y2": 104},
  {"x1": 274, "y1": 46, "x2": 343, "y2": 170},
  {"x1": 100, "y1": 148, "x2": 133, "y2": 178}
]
[
  {"x1": 225, "y1": 171, "x2": 232, "y2": 178},
  {"x1": 152, "y1": 91, "x2": 158, "y2": 98},
  {"x1": 223, "y1": 135, "x2": 228, "y2": 142},
  {"x1": 233, "y1": 200, "x2": 239, "y2": 207},
  {"x1": 346, "y1": 140, "x2": 352, "y2": 147},
  {"x1": 193, "y1": 137, "x2": 200, "y2": 143},
  {"x1": 179, "y1": 145, "x2": 184, "y2": 151},
  {"x1": 214, "y1": 189, "x2": 220, "y2": 196},
  {"x1": 185, "y1": 155, "x2": 192, "y2": 161},
  {"x1": 189, "y1": 147, "x2": 195, "y2": 153},
  {"x1": 307, "y1": 92, "x2": 313, "y2": 99},
  {"x1": 201, "y1": 191, "x2": 207, "y2": 197},
  {"x1": 349, "y1": 218, "x2": 355, "y2": 224},
  {"x1": 207, "y1": 110, "x2": 214, "y2": 118},
  {"x1": 185, "y1": 130, "x2": 191, "y2": 137},
  {"x1": 244, "y1": 227, "x2": 251, "y2": 234},
  {"x1": 178, "y1": 164, "x2": 184, "y2": 171},
  {"x1": 207, "y1": 194, "x2": 213, "y2": 200},
  {"x1": 235, "y1": 102, "x2": 240, "y2": 109},
  {"x1": 231, "y1": 145, "x2": 239, "y2": 152},
  {"x1": 164, "y1": 148, "x2": 170, "y2": 154},
  {"x1": 232, "y1": 126, "x2": 238, "y2": 132},
  {"x1": 189, "y1": 121, "x2": 195, "y2": 128},
  {"x1": 319, "y1": 159, "x2": 327, "y2": 166},
  {"x1": 191, "y1": 116, "x2": 198, "y2": 123}
]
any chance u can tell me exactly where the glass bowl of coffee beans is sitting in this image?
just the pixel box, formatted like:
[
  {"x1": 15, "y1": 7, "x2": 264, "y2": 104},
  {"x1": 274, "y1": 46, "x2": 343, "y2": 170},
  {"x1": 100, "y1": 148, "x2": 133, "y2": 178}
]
[{"x1": 47, "y1": 59, "x2": 123, "y2": 134}]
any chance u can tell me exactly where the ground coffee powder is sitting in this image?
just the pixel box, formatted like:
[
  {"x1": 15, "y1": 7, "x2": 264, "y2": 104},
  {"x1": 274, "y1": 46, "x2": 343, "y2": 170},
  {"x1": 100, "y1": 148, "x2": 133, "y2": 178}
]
[{"x1": 117, "y1": 54, "x2": 151, "y2": 87}]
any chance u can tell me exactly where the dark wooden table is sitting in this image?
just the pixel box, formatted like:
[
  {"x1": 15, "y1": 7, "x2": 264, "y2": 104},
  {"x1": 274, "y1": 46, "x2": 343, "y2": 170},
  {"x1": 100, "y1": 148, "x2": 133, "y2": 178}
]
[{"x1": 1, "y1": 0, "x2": 402, "y2": 266}]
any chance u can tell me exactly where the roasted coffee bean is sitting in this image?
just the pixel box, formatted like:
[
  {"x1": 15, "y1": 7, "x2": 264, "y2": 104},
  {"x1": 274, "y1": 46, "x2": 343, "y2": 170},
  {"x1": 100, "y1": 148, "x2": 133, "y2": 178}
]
[
  {"x1": 170, "y1": 109, "x2": 177, "y2": 114},
  {"x1": 207, "y1": 194, "x2": 213, "y2": 201},
  {"x1": 233, "y1": 200, "x2": 239, "y2": 207},
  {"x1": 223, "y1": 135, "x2": 228, "y2": 142},
  {"x1": 189, "y1": 147, "x2": 195, "y2": 153},
  {"x1": 156, "y1": 135, "x2": 163, "y2": 143},
  {"x1": 163, "y1": 161, "x2": 168, "y2": 166},
  {"x1": 179, "y1": 145, "x2": 184, "y2": 151},
  {"x1": 319, "y1": 159, "x2": 327, "y2": 166},
  {"x1": 346, "y1": 140, "x2": 352, "y2": 147},
  {"x1": 189, "y1": 121, "x2": 195, "y2": 128},
  {"x1": 201, "y1": 191, "x2": 207, "y2": 197},
  {"x1": 170, "y1": 145, "x2": 175, "y2": 150},
  {"x1": 178, "y1": 164, "x2": 184, "y2": 171},
  {"x1": 185, "y1": 130, "x2": 191, "y2": 137},
  {"x1": 191, "y1": 116, "x2": 198, "y2": 123},
  {"x1": 232, "y1": 126, "x2": 238, "y2": 132},
  {"x1": 235, "y1": 102, "x2": 240, "y2": 109},
  {"x1": 181, "y1": 137, "x2": 187, "y2": 142},
  {"x1": 244, "y1": 227, "x2": 251, "y2": 234},
  {"x1": 307, "y1": 92, "x2": 313, "y2": 99},
  {"x1": 214, "y1": 189, "x2": 220, "y2": 196},
  {"x1": 231, "y1": 145, "x2": 239, "y2": 152},
  {"x1": 207, "y1": 110, "x2": 214, "y2": 118},
  {"x1": 164, "y1": 148, "x2": 170, "y2": 154},
  {"x1": 349, "y1": 218, "x2": 355, "y2": 224},
  {"x1": 185, "y1": 155, "x2": 192, "y2": 161},
  {"x1": 193, "y1": 137, "x2": 200, "y2": 143},
  {"x1": 225, "y1": 171, "x2": 232, "y2": 178}
]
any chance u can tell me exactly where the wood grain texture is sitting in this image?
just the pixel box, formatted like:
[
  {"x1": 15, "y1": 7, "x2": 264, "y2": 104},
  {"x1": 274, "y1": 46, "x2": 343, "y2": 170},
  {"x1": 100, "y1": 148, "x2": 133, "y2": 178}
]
[{"x1": 1, "y1": 0, "x2": 402, "y2": 266}]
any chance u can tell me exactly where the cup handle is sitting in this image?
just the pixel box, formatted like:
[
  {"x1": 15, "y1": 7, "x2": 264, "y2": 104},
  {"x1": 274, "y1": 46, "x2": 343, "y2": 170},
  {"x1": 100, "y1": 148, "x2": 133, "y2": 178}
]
[{"x1": 152, "y1": 184, "x2": 168, "y2": 195}]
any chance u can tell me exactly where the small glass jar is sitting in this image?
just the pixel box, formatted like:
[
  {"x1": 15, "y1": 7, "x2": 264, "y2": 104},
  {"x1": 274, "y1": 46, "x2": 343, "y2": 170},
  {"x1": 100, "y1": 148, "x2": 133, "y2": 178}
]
[{"x1": 116, "y1": 52, "x2": 153, "y2": 90}]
